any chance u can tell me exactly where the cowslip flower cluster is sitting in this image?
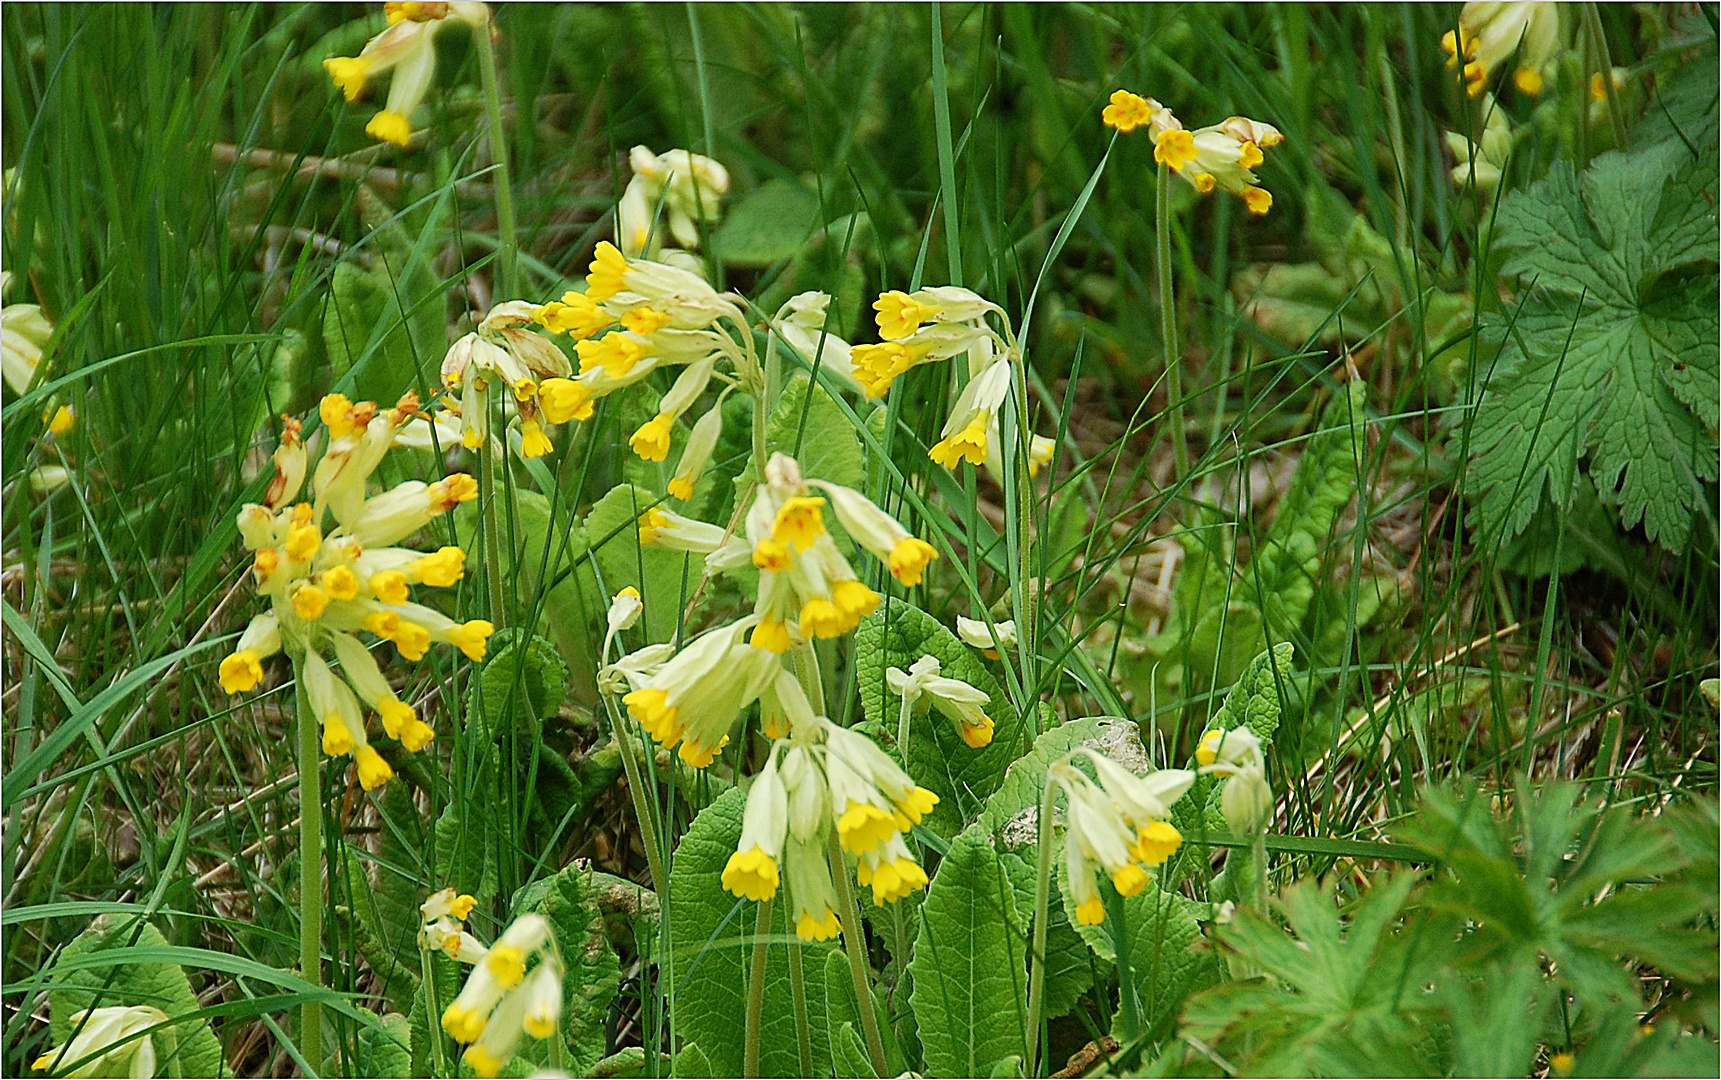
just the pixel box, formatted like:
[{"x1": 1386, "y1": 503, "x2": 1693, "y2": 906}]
[
  {"x1": 737, "y1": 452, "x2": 938, "y2": 650},
  {"x1": 31, "y1": 1005, "x2": 168, "y2": 1078},
  {"x1": 887, "y1": 654, "x2": 995, "y2": 749},
  {"x1": 419, "y1": 886, "x2": 483, "y2": 962},
  {"x1": 722, "y1": 675, "x2": 937, "y2": 937},
  {"x1": 219, "y1": 393, "x2": 493, "y2": 791},
  {"x1": 1047, "y1": 751, "x2": 1194, "y2": 925},
  {"x1": 2, "y1": 269, "x2": 52, "y2": 395},
  {"x1": 1104, "y1": 91, "x2": 1283, "y2": 216},
  {"x1": 441, "y1": 301, "x2": 575, "y2": 459},
  {"x1": 532, "y1": 241, "x2": 759, "y2": 491},
  {"x1": 1441, "y1": 2, "x2": 1560, "y2": 98},
  {"x1": 1197, "y1": 725, "x2": 1273, "y2": 834},
  {"x1": 616, "y1": 616, "x2": 781, "y2": 768},
  {"x1": 323, "y1": 2, "x2": 489, "y2": 147},
  {"x1": 853, "y1": 288, "x2": 1055, "y2": 475},
  {"x1": 438, "y1": 912, "x2": 564, "y2": 1078},
  {"x1": 616, "y1": 146, "x2": 730, "y2": 259}
]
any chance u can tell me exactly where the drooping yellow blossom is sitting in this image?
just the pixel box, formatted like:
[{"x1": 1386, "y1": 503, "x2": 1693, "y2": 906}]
[
  {"x1": 439, "y1": 913, "x2": 564, "y2": 1078},
  {"x1": 441, "y1": 301, "x2": 573, "y2": 459},
  {"x1": 1109, "y1": 94, "x2": 1283, "y2": 216},
  {"x1": 721, "y1": 685, "x2": 936, "y2": 928},
  {"x1": 619, "y1": 617, "x2": 780, "y2": 767},
  {"x1": 220, "y1": 392, "x2": 490, "y2": 792},
  {"x1": 617, "y1": 146, "x2": 730, "y2": 258},
  {"x1": 1197, "y1": 725, "x2": 1274, "y2": 834},
  {"x1": 1440, "y1": 2, "x2": 1561, "y2": 98},
  {"x1": 1046, "y1": 751, "x2": 1195, "y2": 925},
  {"x1": 887, "y1": 654, "x2": 994, "y2": 749},
  {"x1": 323, "y1": 2, "x2": 490, "y2": 146}
]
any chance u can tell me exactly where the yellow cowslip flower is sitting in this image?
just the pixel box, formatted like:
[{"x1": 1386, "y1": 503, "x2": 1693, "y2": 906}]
[
  {"x1": 722, "y1": 693, "x2": 937, "y2": 926},
  {"x1": 441, "y1": 301, "x2": 573, "y2": 459},
  {"x1": 887, "y1": 654, "x2": 994, "y2": 749},
  {"x1": 220, "y1": 392, "x2": 489, "y2": 792},
  {"x1": 419, "y1": 886, "x2": 486, "y2": 963},
  {"x1": 929, "y1": 354, "x2": 1013, "y2": 468},
  {"x1": 667, "y1": 403, "x2": 723, "y2": 501},
  {"x1": 1155, "y1": 116, "x2": 1283, "y2": 216},
  {"x1": 619, "y1": 617, "x2": 781, "y2": 767},
  {"x1": 1445, "y1": 93, "x2": 1514, "y2": 195},
  {"x1": 627, "y1": 357, "x2": 716, "y2": 463},
  {"x1": 1197, "y1": 726, "x2": 1274, "y2": 834},
  {"x1": 617, "y1": 146, "x2": 731, "y2": 258},
  {"x1": 440, "y1": 914, "x2": 563, "y2": 1079},
  {"x1": 856, "y1": 285, "x2": 1001, "y2": 397},
  {"x1": 323, "y1": 2, "x2": 489, "y2": 147},
  {"x1": 809, "y1": 480, "x2": 939, "y2": 588},
  {"x1": 2, "y1": 269, "x2": 54, "y2": 395},
  {"x1": 31, "y1": 1005, "x2": 169, "y2": 1078},
  {"x1": 1441, "y1": 2, "x2": 1561, "y2": 98},
  {"x1": 1046, "y1": 751, "x2": 1195, "y2": 925}
]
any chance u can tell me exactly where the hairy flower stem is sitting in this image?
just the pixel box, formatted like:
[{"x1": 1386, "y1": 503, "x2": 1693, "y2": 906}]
[
  {"x1": 294, "y1": 668, "x2": 323, "y2": 1070},
  {"x1": 1023, "y1": 776, "x2": 1058, "y2": 1074},
  {"x1": 743, "y1": 898, "x2": 773, "y2": 1078},
  {"x1": 1156, "y1": 161, "x2": 1189, "y2": 486},
  {"x1": 478, "y1": 403, "x2": 507, "y2": 627},
  {"x1": 419, "y1": 947, "x2": 448, "y2": 1078},
  {"x1": 472, "y1": 15, "x2": 517, "y2": 299},
  {"x1": 827, "y1": 833, "x2": 888, "y2": 1078}
]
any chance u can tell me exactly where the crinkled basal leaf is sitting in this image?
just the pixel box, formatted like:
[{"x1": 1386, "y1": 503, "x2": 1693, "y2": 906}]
[
  {"x1": 472, "y1": 629, "x2": 568, "y2": 742},
  {"x1": 908, "y1": 826, "x2": 1030, "y2": 1077},
  {"x1": 585, "y1": 483, "x2": 703, "y2": 645},
  {"x1": 978, "y1": 717, "x2": 1146, "y2": 843},
  {"x1": 514, "y1": 861, "x2": 622, "y2": 1075},
  {"x1": 999, "y1": 850, "x2": 1105, "y2": 1022},
  {"x1": 46, "y1": 917, "x2": 225, "y2": 1078},
  {"x1": 353, "y1": 1007, "x2": 412, "y2": 1080},
  {"x1": 668, "y1": 787, "x2": 833, "y2": 1077},
  {"x1": 711, "y1": 178, "x2": 823, "y2": 267},
  {"x1": 823, "y1": 949, "x2": 905, "y2": 1076},
  {"x1": 1469, "y1": 137, "x2": 1719, "y2": 551},
  {"x1": 766, "y1": 373, "x2": 865, "y2": 494},
  {"x1": 670, "y1": 1042, "x2": 716, "y2": 1078},
  {"x1": 856, "y1": 597, "x2": 1025, "y2": 833}
]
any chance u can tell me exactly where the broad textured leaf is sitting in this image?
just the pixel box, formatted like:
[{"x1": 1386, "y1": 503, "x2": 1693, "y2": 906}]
[
  {"x1": 1469, "y1": 138, "x2": 1719, "y2": 551},
  {"x1": 711, "y1": 178, "x2": 822, "y2": 267},
  {"x1": 585, "y1": 483, "x2": 704, "y2": 645},
  {"x1": 472, "y1": 629, "x2": 568, "y2": 742},
  {"x1": 515, "y1": 861, "x2": 622, "y2": 1074},
  {"x1": 856, "y1": 598, "x2": 1026, "y2": 833},
  {"x1": 668, "y1": 788, "x2": 833, "y2": 1077},
  {"x1": 908, "y1": 827, "x2": 1030, "y2": 1076},
  {"x1": 46, "y1": 917, "x2": 225, "y2": 1077},
  {"x1": 824, "y1": 949, "x2": 904, "y2": 1076},
  {"x1": 766, "y1": 373, "x2": 865, "y2": 494},
  {"x1": 352, "y1": 1008, "x2": 412, "y2": 1080}
]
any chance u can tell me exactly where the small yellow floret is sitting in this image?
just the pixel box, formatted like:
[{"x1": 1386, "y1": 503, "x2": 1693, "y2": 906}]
[
  {"x1": 355, "y1": 745, "x2": 394, "y2": 790},
  {"x1": 1514, "y1": 66, "x2": 1543, "y2": 96},
  {"x1": 379, "y1": 698, "x2": 416, "y2": 739},
  {"x1": 752, "y1": 539, "x2": 791, "y2": 572},
  {"x1": 322, "y1": 712, "x2": 356, "y2": 756},
  {"x1": 831, "y1": 579, "x2": 879, "y2": 622},
  {"x1": 722, "y1": 846, "x2": 781, "y2": 901},
  {"x1": 1243, "y1": 186, "x2": 1273, "y2": 216},
  {"x1": 1195, "y1": 729, "x2": 1224, "y2": 766},
  {"x1": 575, "y1": 332, "x2": 648, "y2": 379},
  {"x1": 219, "y1": 650, "x2": 264, "y2": 694},
  {"x1": 799, "y1": 597, "x2": 847, "y2": 639},
  {"x1": 796, "y1": 908, "x2": 841, "y2": 941},
  {"x1": 464, "y1": 1044, "x2": 504, "y2": 1079},
  {"x1": 667, "y1": 476, "x2": 695, "y2": 501},
  {"x1": 958, "y1": 715, "x2": 995, "y2": 749},
  {"x1": 888, "y1": 536, "x2": 939, "y2": 587},
  {"x1": 448, "y1": 620, "x2": 494, "y2": 662},
  {"x1": 399, "y1": 718, "x2": 437, "y2": 752},
  {"x1": 638, "y1": 507, "x2": 669, "y2": 546},
  {"x1": 873, "y1": 290, "x2": 939, "y2": 340},
  {"x1": 1102, "y1": 89, "x2": 1153, "y2": 132},
  {"x1": 539, "y1": 378, "x2": 594, "y2": 424},
  {"x1": 293, "y1": 584, "x2": 331, "y2": 620},
  {"x1": 321, "y1": 565, "x2": 360, "y2": 601},
  {"x1": 365, "y1": 110, "x2": 413, "y2": 148},
  {"x1": 286, "y1": 523, "x2": 322, "y2": 563},
  {"x1": 837, "y1": 802, "x2": 898, "y2": 855},
  {"x1": 450, "y1": 893, "x2": 477, "y2": 919},
  {"x1": 929, "y1": 416, "x2": 989, "y2": 469},
  {"x1": 622, "y1": 306, "x2": 670, "y2": 336},
  {"x1": 1075, "y1": 897, "x2": 1107, "y2": 926},
  {"x1": 486, "y1": 944, "x2": 526, "y2": 988},
  {"x1": 46, "y1": 405, "x2": 74, "y2": 435},
  {"x1": 771, "y1": 496, "x2": 826, "y2": 552},
  {"x1": 1112, "y1": 864, "x2": 1149, "y2": 897},
  {"x1": 585, "y1": 241, "x2": 629, "y2": 302},
  {"x1": 750, "y1": 618, "x2": 791, "y2": 653},
  {"x1": 520, "y1": 420, "x2": 554, "y2": 459},
  {"x1": 1154, "y1": 129, "x2": 1199, "y2": 170},
  {"x1": 1132, "y1": 819, "x2": 1183, "y2": 865},
  {"x1": 324, "y1": 57, "x2": 369, "y2": 101},
  {"x1": 393, "y1": 620, "x2": 432, "y2": 661},
  {"x1": 896, "y1": 786, "x2": 939, "y2": 825},
  {"x1": 441, "y1": 1003, "x2": 485, "y2": 1044},
  {"x1": 629, "y1": 414, "x2": 675, "y2": 462},
  {"x1": 370, "y1": 570, "x2": 410, "y2": 605},
  {"x1": 410, "y1": 547, "x2": 466, "y2": 587}
]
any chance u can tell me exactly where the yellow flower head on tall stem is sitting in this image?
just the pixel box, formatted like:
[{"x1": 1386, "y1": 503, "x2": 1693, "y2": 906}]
[
  {"x1": 323, "y1": 2, "x2": 490, "y2": 147},
  {"x1": 221, "y1": 392, "x2": 490, "y2": 792}
]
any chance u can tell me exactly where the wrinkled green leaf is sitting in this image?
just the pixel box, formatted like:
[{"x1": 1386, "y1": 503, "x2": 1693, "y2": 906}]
[{"x1": 515, "y1": 861, "x2": 622, "y2": 1074}]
